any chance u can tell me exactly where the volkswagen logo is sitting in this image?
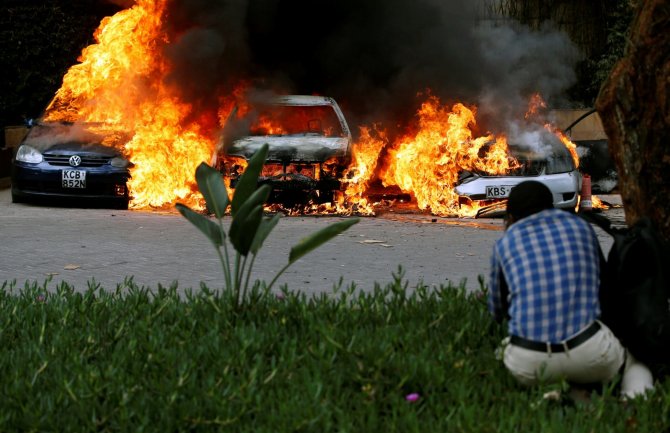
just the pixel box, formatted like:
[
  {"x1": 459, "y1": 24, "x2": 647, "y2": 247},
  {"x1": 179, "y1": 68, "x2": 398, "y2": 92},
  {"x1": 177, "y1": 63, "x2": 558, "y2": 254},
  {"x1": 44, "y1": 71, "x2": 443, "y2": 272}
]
[{"x1": 69, "y1": 155, "x2": 82, "y2": 167}]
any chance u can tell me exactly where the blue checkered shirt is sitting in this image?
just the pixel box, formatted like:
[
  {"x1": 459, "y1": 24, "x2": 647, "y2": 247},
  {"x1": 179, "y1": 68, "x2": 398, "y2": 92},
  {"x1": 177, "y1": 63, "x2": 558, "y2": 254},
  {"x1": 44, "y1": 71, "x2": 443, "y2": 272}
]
[{"x1": 488, "y1": 209, "x2": 601, "y2": 343}]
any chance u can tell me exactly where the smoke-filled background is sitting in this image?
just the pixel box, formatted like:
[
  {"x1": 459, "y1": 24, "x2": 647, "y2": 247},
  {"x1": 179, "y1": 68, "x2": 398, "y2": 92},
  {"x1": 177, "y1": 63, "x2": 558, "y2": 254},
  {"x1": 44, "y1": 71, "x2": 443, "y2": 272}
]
[{"x1": 158, "y1": 0, "x2": 580, "y2": 138}]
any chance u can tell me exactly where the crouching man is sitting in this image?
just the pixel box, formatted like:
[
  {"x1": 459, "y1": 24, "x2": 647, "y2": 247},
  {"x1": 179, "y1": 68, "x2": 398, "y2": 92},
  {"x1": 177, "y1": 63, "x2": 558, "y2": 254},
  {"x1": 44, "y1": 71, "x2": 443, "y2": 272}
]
[{"x1": 488, "y1": 181, "x2": 652, "y2": 398}]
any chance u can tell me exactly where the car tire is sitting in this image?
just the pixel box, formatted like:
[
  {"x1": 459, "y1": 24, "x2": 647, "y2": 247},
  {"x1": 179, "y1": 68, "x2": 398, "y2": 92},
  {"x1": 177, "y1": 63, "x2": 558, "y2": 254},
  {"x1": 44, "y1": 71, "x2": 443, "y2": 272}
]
[
  {"x1": 114, "y1": 199, "x2": 129, "y2": 210},
  {"x1": 314, "y1": 190, "x2": 334, "y2": 204},
  {"x1": 11, "y1": 193, "x2": 24, "y2": 204}
]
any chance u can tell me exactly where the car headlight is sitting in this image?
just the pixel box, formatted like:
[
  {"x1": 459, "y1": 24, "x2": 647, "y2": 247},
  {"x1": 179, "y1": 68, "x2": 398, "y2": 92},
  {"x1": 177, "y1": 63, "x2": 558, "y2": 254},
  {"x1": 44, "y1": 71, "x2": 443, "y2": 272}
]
[
  {"x1": 15, "y1": 145, "x2": 43, "y2": 163},
  {"x1": 110, "y1": 156, "x2": 130, "y2": 168}
]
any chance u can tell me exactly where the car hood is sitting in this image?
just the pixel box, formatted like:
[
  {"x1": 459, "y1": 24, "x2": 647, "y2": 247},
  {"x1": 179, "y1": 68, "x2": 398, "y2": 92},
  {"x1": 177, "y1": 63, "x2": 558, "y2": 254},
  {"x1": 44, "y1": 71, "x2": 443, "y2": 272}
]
[
  {"x1": 227, "y1": 135, "x2": 350, "y2": 162},
  {"x1": 21, "y1": 122, "x2": 127, "y2": 156},
  {"x1": 40, "y1": 142, "x2": 122, "y2": 157}
]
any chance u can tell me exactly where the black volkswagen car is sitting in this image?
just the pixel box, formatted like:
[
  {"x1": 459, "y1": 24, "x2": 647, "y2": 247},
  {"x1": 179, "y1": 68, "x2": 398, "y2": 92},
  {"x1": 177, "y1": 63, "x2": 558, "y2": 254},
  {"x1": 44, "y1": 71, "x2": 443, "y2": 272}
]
[{"x1": 11, "y1": 121, "x2": 132, "y2": 209}]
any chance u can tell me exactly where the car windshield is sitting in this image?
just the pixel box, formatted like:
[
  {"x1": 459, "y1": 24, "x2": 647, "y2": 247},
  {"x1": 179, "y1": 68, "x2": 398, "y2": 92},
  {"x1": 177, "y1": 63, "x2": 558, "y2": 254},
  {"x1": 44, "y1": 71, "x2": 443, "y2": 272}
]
[
  {"x1": 507, "y1": 141, "x2": 575, "y2": 175},
  {"x1": 236, "y1": 105, "x2": 346, "y2": 138},
  {"x1": 544, "y1": 147, "x2": 575, "y2": 174}
]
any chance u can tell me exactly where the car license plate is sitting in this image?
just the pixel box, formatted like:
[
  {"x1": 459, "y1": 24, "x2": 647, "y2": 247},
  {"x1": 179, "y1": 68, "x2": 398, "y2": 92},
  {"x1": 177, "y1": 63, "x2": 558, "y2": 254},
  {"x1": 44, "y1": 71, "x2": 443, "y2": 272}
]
[
  {"x1": 62, "y1": 170, "x2": 86, "y2": 188},
  {"x1": 486, "y1": 185, "x2": 513, "y2": 199}
]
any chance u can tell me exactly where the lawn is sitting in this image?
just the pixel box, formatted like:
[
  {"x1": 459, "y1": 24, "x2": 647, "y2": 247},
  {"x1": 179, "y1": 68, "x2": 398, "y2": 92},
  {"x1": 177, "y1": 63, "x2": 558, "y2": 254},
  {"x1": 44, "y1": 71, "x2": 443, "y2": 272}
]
[{"x1": 0, "y1": 271, "x2": 667, "y2": 432}]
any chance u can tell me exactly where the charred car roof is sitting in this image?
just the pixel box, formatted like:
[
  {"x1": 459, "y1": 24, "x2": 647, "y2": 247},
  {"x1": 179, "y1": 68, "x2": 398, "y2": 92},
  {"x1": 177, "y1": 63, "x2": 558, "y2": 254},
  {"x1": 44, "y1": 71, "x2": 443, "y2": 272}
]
[{"x1": 222, "y1": 95, "x2": 352, "y2": 163}]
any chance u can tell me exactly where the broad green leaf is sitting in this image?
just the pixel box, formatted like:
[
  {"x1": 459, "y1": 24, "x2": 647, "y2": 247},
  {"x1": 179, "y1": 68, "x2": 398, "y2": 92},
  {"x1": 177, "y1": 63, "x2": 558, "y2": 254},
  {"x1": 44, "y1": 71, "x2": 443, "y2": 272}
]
[
  {"x1": 176, "y1": 204, "x2": 225, "y2": 246},
  {"x1": 229, "y1": 205, "x2": 263, "y2": 256},
  {"x1": 229, "y1": 185, "x2": 271, "y2": 255},
  {"x1": 195, "y1": 162, "x2": 229, "y2": 218},
  {"x1": 231, "y1": 143, "x2": 269, "y2": 216},
  {"x1": 250, "y1": 214, "x2": 281, "y2": 255},
  {"x1": 230, "y1": 184, "x2": 272, "y2": 230},
  {"x1": 289, "y1": 218, "x2": 359, "y2": 264}
]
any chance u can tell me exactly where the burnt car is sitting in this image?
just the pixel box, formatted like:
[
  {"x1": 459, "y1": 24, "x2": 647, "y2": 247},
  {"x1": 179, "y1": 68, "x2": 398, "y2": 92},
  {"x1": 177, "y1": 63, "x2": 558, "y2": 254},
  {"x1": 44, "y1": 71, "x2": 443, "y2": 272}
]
[
  {"x1": 455, "y1": 132, "x2": 580, "y2": 211},
  {"x1": 11, "y1": 122, "x2": 132, "y2": 209},
  {"x1": 214, "y1": 95, "x2": 352, "y2": 203}
]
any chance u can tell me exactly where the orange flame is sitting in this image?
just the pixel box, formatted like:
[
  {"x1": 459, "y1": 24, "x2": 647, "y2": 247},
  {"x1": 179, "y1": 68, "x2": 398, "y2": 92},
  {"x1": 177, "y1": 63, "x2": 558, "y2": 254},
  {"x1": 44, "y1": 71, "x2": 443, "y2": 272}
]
[
  {"x1": 545, "y1": 124, "x2": 579, "y2": 169},
  {"x1": 378, "y1": 97, "x2": 515, "y2": 216},
  {"x1": 525, "y1": 93, "x2": 547, "y2": 119},
  {"x1": 592, "y1": 195, "x2": 608, "y2": 209},
  {"x1": 523, "y1": 94, "x2": 580, "y2": 169},
  {"x1": 251, "y1": 116, "x2": 287, "y2": 135},
  {"x1": 339, "y1": 125, "x2": 388, "y2": 214},
  {"x1": 44, "y1": 0, "x2": 213, "y2": 209},
  {"x1": 43, "y1": 0, "x2": 588, "y2": 217}
]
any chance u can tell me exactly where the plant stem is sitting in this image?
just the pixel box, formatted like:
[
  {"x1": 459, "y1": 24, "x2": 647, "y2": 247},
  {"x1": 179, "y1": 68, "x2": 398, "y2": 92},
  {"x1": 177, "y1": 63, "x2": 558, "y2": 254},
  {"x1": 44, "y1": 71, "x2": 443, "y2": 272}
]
[
  {"x1": 233, "y1": 252, "x2": 241, "y2": 306},
  {"x1": 242, "y1": 254, "x2": 257, "y2": 301},
  {"x1": 238, "y1": 255, "x2": 248, "y2": 298},
  {"x1": 215, "y1": 247, "x2": 228, "y2": 289},
  {"x1": 219, "y1": 219, "x2": 232, "y2": 290},
  {"x1": 266, "y1": 262, "x2": 292, "y2": 291}
]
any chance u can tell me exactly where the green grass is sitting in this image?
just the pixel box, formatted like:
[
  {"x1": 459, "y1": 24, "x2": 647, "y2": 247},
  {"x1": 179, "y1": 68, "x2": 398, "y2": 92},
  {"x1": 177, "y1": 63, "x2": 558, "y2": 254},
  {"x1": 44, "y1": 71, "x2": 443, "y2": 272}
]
[{"x1": 0, "y1": 272, "x2": 668, "y2": 432}]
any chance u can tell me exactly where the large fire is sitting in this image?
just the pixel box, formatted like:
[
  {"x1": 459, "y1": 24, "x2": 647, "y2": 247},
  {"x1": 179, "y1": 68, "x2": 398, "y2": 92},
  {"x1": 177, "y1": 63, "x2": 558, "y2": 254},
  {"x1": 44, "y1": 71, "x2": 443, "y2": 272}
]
[
  {"x1": 379, "y1": 98, "x2": 515, "y2": 216},
  {"x1": 44, "y1": 0, "x2": 212, "y2": 209},
  {"x1": 248, "y1": 106, "x2": 340, "y2": 137},
  {"x1": 43, "y1": 0, "x2": 597, "y2": 217}
]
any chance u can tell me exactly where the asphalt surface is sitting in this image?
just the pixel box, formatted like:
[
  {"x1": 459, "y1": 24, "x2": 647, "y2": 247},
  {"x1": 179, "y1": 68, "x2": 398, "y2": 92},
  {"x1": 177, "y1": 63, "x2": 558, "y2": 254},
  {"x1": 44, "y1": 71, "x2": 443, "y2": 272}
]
[{"x1": 0, "y1": 182, "x2": 625, "y2": 295}]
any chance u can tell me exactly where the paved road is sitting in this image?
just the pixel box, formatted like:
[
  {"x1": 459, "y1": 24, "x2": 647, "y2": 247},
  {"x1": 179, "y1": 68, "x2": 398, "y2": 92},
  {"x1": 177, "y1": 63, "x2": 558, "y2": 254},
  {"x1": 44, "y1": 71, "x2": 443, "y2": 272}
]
[{"x1": 0, "y1": 185, "x2": 624, "y2": 295}]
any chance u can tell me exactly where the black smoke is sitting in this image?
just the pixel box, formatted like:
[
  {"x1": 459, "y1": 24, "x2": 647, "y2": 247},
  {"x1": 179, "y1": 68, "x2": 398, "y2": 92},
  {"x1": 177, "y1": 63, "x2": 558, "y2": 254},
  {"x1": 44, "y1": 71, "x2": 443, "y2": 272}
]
[{"x1": 160, "y1": 0, "x2": 580, "y2": 137}]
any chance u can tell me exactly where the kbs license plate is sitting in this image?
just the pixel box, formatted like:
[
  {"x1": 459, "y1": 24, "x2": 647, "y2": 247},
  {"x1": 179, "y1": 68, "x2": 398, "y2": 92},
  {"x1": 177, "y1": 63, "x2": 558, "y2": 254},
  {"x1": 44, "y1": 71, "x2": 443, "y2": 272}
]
[
  {"x1": 62, "y1": 170, "x2": 86, "y2": 188},
  {"x1": 486, "y1": 185, "x2": 513, "y2": 199}
]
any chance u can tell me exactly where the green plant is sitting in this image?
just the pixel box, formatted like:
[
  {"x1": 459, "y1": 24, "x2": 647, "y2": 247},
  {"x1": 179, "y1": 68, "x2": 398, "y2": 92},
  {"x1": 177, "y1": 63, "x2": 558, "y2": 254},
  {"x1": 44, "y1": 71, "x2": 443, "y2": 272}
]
[
  {"x1": 1, "y1": 277, "x2": 668, "y2": 432},
  {"x1": 176, "y1": 143, "x2": 359, "y2": 304}
]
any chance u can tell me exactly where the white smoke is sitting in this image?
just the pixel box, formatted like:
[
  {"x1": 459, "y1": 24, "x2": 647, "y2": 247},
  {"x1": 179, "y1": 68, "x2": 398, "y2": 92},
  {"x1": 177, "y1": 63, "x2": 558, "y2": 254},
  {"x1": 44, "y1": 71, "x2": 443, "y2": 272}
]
[
  {"x1": 474, "y1": 21, "x2": 581, "y2": 135},
  {"x1": 505, "y1": 122, "x2": 555, "y2": 157}
]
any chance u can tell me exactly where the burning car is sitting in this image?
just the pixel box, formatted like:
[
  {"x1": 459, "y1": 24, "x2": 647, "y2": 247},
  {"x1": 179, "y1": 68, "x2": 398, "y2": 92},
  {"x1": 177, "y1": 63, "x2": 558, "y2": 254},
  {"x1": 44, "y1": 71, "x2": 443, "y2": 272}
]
[
  {"x1": 11, "y1": 122, "x2": 132, "y2": 209},
  {"x1": 215, "y1": 95, "x2": 352, "y2": 203},
  {"x1": 455, "y1": 132, "x2": 580, "y2": 212}
]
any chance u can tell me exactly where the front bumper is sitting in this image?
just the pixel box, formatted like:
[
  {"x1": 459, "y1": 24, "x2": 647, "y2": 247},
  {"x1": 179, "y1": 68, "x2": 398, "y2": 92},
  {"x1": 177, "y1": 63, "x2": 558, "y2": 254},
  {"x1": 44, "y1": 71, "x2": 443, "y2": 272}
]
[
  {"x1": 455, "y1": 171, "x2": 580, "y2": 210},
  {"x1": 11, "y1": 162, "x2": 130, "y2": 202}
]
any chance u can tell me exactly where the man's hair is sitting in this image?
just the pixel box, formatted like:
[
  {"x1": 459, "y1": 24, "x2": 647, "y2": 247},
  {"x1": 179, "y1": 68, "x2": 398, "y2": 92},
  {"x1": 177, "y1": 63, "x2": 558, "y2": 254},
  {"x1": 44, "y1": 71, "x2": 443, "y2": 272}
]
[{"x1": 506, "y1": 181, "x2": 554, "y2": 220}]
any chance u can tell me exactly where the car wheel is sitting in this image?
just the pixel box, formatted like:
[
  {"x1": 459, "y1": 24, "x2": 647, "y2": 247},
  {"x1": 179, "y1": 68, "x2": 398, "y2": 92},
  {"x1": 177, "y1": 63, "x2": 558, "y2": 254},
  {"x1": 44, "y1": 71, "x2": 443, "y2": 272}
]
[
  {"x1": 11, "y1": 193, "x2": 24, "y2": 204},
  {"x1": 315, "y1": 190, "x2": 334, "y2": 204}
]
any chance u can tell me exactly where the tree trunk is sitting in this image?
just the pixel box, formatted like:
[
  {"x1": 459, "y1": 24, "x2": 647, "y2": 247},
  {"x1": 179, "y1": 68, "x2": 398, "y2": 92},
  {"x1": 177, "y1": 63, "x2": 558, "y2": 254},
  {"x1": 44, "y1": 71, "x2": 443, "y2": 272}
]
[{"x1": 595, "y1": 0, "x2": 670, "y2": 240}]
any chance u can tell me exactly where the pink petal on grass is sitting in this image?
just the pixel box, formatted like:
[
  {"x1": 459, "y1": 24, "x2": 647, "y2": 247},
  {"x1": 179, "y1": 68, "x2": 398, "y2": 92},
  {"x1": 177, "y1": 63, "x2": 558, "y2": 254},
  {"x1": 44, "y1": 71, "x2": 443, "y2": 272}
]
[{"x1": 405, "y1": 393, "x2": 420, "y2": 402}]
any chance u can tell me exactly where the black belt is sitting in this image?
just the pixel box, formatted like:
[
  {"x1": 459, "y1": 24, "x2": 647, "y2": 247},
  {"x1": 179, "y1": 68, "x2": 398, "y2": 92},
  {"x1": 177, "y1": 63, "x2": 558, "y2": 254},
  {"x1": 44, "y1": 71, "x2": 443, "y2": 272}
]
[{"x1": 510, "y1": 321, "x2": 601, "y2": 353}]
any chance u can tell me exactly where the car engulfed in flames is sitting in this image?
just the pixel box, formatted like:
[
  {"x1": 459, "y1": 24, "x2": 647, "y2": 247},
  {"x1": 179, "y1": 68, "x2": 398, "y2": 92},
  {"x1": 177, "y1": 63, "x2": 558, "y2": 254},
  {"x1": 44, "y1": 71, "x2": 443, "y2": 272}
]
[
  {"x1": 30, "y1": 0, "x2": 593, "y2": 217},
  {"x1": 214, "y1": 95, "x2": 352, "y2": 205},
  {"x1": 454, "y1": 131, "x2": 581, "y2": 214}
]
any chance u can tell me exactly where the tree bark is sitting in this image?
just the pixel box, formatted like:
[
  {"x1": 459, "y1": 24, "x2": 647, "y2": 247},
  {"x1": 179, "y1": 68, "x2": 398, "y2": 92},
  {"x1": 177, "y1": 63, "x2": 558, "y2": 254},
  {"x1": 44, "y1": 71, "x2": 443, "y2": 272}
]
[{"x1": 595, "y1": 0, "x2": 670, "y2": 240}]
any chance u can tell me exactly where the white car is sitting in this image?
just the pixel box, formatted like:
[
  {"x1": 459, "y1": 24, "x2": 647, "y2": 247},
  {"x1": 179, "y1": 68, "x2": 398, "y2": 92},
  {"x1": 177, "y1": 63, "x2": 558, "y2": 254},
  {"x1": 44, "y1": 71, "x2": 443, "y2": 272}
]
[
  {"x1": 215, "y1": 95, "x2": 352, "y2": 203},
  {"x1": 455, "y1": 135, "x2": 580, "y2": 213}
]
